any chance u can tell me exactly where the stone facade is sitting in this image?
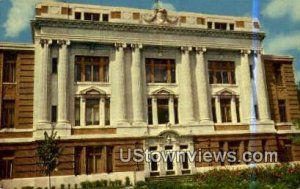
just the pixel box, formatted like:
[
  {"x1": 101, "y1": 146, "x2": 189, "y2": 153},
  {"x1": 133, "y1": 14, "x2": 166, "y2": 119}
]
[{"x1": 0, "y1": 1, "x2": 300, "y2": 188}]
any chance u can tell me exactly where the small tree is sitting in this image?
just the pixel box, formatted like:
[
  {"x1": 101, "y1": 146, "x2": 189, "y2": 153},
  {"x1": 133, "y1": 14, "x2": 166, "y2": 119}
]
[{"x1": 37, "y1": 127, "x2": 62, "y2": 189}]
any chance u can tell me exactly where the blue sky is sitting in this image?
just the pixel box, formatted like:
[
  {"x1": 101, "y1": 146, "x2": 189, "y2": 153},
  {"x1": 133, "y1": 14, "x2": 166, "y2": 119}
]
[{"x1": 0, "y1": 0, "x2": 299, "y2": 83}]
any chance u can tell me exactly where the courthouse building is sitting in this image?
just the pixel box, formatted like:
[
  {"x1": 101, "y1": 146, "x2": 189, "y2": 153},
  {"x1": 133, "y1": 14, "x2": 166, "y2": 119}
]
[{"x1": 1, "y1": 1, "x2": 300, "y2": 188}]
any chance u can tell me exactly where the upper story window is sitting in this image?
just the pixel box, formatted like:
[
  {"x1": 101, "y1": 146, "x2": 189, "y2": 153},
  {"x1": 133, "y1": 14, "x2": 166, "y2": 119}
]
[
  {"x1": 220, "y1": 98, "x2": 232, "y2": 123},
  {"x1": 75, "y1": 56, "x2": 109, "y2": 82},
  {"x1": 278, "y1": 100, "x2": 287, "y2": 122},
  {"x1": 3, "y1": 54, "x2": 16, "y2": 83},
  {"x1": 146, "y1": 58, "x2": 176, "y2": 83},
  {"x1": 274, "y1": 64, "x2": 283, "y2": 86},
  {"x1": 215, "y1": 22, "x2": 227, "y2": 30},
  {"x1": 84, "y1": 13, "x2": 100, "y2": 21},
  {"x1": 1, "y1": 100, "x2": 15, "y2": 129},
  {"x1": 209, "y1": 61, "x2": 235, "y2": 84}
]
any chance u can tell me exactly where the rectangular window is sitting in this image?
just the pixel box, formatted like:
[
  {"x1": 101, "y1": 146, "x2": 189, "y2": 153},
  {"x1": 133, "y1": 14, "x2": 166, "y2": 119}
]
[
  {"x1": 1, "y1": 101, "x2": 15, "y2": 128},
  {"x1": 215, "y1": 22, "x2": 227, "y2": 30},
  {"x1": 207, "y1": 22, "x2": 212, "y2": 29},
  {"x1": 51, "y1": 106, "x2": 57, "y2": 123},
  {"x1": 86, "y1": 99, "x2": 100, "y2": 126},
  {"x1": 75, "y1": 12, "x2": 81, "y2": 20},
  {"x1": 84, "y1": 13, "x2": 100, "y2": 21},
  {"x1": 229, "y1": 24, "x2": 234, "y2": 30},
  {"x1": 220, "y1": 98, "x2": 232, "y2": 123},
  {"x1": 86, "y1": 146, "x2": 102, "y2": 174},
  {"x1": 0, "y1": 151, "x2": 14, "y2": 179},
  {"x1": 236, "y1": 98, "x2": 240, "y2": 123},
  {"x1": 52, "y1": 58, "x2": 58, "y2": 74},
  {"x1": 149, "y1": 147, "x2": 158, "y2": 173},
  {"x1": 147, "y1": 99, "x2": 153, "y2": 125},
  {"x1": 75, "y1": 98, "x2": 80, "y2": 126},
  {"x1": 208, "y1": 61, "x2": 236, "y2": 84},
  {"x1": 278, "y1": 100, "x2": 287, "y2": 122},
  {"x1": 212, "y1": 98, "x2": 217, "y2": 123},
  {"x1": 250, "y1": 65, "x2": 254, "y2": 79},
  {"x1": 274, "y1": 64, "x2": 283, "y2": 85},
  {"x1": 75, "y1": 56, "x2": 109, "y2": 82},
  {"x1": 102, "y1": 14, "x2": 109, "y2": 22},
  {"x1": 105, "y1": 98, "x2": 110, "y2": 126},
  {"x1": 228, "y1": 141, "x2": 240, "y2": 165},
  {"x1": 157, "y1": 99, "x2": 169, "y2": 124},
  {"x1": 146, "y1": 58, "x2": 176, "y2": 83},
  {"x1": 174, "y1": 98, "x2": 179, "y2": 124},
  {"x1": 3, "y1": 55, "x2": 16, "y2": 83},
  {"x1": 74, "y1": 147, "x2": 82, "y2": 175}
]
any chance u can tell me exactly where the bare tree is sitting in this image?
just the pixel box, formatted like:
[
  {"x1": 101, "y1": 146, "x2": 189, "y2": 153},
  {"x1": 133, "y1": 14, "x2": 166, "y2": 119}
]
[{"x1": 37, "y1": 127, "x2": 62, "y2": 189}]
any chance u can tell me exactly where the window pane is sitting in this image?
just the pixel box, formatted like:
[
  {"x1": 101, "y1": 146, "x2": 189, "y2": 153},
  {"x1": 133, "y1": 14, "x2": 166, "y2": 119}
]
[
  {"x1": 104, "y1": 63, "x2": 109, "y2": 82},
  {"x1": 85, "y1": 65, "x2": 92, "y2": 81},
  {"x1": 93, "y1": 106, "x2": 99, "y2": 125},
  {"x1": 75, "y1": 63, "x2": 81, "y2": 81},
  {"x1": 222, "y1": 72, "x2": 228, "y2": 84},
  {"x1": 105, "y1": 99, "x2": 110, "y2": 125},
  {"x1": 171, "y1": 65, "x2": 176, "y2": 83},
  {"x1": 231, "y1": 71, "x2": 236, "y2": 84},
  {"x1": 154, "y1": 65, "x2": 167, "y2": 83},
  {"x1": 146, "y1": 64, "x2": 152, "y2": 83},
  {"x1": 221, "y1": 99, "x2": 231, "y2": 123},
  {"x1": 1, "y1": 101, "x2": 15, "y2": 128},
  {"x1": 75, "y1": 98, "x2": 80, "y2": 126},
  {"x1": 93, "y1": 65, "x2": 100, "y2": 81},
  {"x1": 209, "y1": 71, "x2": 214, "y2": 84},
  {"x1": 216, "y1": 72, "x2": 222, "y2": 83}
]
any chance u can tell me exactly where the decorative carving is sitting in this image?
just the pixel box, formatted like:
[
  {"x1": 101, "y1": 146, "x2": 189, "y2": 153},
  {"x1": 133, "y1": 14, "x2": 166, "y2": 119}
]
[
  {"x1": 195, "y1": 47, "x2": 207, "y2": 53},
  {"x1": 114, "y1": 43, "x2": 127, "y2": 50},
  {"x1": 143, "y1": 8, "x2": 178, "y2": 25},
  {"x1": 181, "y1": 46, "x2": 192, "y2": 53},
  {"x1": 57, "y1": 40, "x2": 71, "y2": 46}
]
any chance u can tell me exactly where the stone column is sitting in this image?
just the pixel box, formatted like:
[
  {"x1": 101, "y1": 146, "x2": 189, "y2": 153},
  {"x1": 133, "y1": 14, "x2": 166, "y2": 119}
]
[
  {"x1": 169, "y1": 97, "x2": 175, "y2": 125},
  {"x1": 80, "y1": 96, "x2": 86, "y2": 127},
  {"x1": 38, "y1": 39, "x2": 52, "y2": 124},
  {"x1": 254, "y1": 51, "x2": 271, "y2": 123},
  {"x1": 57, "y1": 40, "x2": 70, "y2": 125},
  {"x1": 131, "y1": 44, "x2": 145, "y2": 125},
  {"x1": 215, "y1": 96, "x2": 222, "y2": 123},
  {"x1": 100, "y1": 97, "x2": 106, "y2": 126},
  {"x1": 180, "y1": 47, "x2": 195, "y2": 124},
  {"x1": 231, "y1": 96, "x2": 238, "y2": 123},
  {"x1": 111, "y1": 43, "x2": 128, "y2": 125},
  {"x1": 152, "y1": 97, "x2": 158, "y2": 125},
  {"x1": 240, "y1": 50, "x2": 253, "y2": 123},
  {"x1": 195, "y1": 47, "x2": 212, "y2": 124}
]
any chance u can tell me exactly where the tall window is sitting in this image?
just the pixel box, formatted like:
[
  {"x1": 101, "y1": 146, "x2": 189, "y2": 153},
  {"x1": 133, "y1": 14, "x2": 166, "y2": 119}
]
[
  {"x1": 105, "y1": 98, "x2": 110, "y2": 126},
  {"x1": 278, "y1": 100, "x2": 287, "y2": 122},
  {"x1": 228, "y1": 141, "x2": 241, "y2": 165},
  {"x1": 236, "y1": 98, "x2": 240, "y2": 123},
  {"x1": 147, "y1": 99, "x2": 153, "y2": 125},
  {"x1": 86, "y1": 146, "x2": 102, "y2": 174},
  {"x1": 0, "y1": 151, "x2": 14, "y2": 179},
  {"x1": 75, "y1": 56, "x2": 109, "y2": 82},
  {"x1": 209, "y1": 61, "x2": 235, "y2": 84},
  {"x1": 146, "y1": 58, "x2": 176, "y2": 83},
  {"x1": 211, "y1": 98, "x2": 217, "y2": 123},
  {"x1": 86, "y1": 99, "x2": 99, "y2": 126},
  {"x1": 3, "y1": 54, "x2": 16, "y2": 83},
  {"x1": 157, "y1": 99, "x2": 169, "y2": 124},
  {"x1": 1, "y1": 101, "x2": 15, "y2": 128},
  {"x1": 274, "y1": 64, "x2": 283, "y2": 86},
  {"x1": 220, "y1": 98, "x2": 232, "y2": 123},
  {"x1": 51, "y1": 106, "x2": 57, "y2": 123},
  {"x1": 149, "y1": 146, "x2": 159, "y2": 176},
  {"x1": 75, "y1": 98, "x2": 80, "y2": 126}
]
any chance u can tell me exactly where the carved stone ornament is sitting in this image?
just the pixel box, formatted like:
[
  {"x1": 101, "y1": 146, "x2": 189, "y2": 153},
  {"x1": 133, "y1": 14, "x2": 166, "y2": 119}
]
[{"x1": 143, "y1": 8, "x2": 178, "y2": 25}]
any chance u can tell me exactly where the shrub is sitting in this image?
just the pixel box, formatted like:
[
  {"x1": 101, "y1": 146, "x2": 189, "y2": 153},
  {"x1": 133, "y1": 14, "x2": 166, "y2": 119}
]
[{"x1": 80, "y1": 181, "x2": 93, "y2": 189}]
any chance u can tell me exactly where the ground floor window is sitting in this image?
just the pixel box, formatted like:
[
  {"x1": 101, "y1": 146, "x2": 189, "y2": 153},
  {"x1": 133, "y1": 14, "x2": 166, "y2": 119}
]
[
  {"x1": 0, "y1": 151, "x2": 14, "y2": 179},
  {"x1": 1, "y1": 100, "x2": 15, "y2": 128}
]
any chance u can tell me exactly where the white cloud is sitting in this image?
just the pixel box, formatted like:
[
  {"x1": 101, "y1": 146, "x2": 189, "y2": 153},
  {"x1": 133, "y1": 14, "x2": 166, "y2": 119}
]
[
  {"x1": 152, "y1": 1, "x2": 176, "y2": 11},
  {"x1": 263, "y1": 0, "x2": 300, "y2": 21},
  {"x1": 3, "y1": 0, "x2": 42, "y2": 38},
  {"x1": 264, "y1": 32, "x2": 300, "y2": 54}
]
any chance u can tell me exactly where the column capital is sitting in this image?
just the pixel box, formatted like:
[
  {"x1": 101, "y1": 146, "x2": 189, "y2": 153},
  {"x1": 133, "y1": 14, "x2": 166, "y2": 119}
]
[
  {"x1": 195, "y1": 47, "x2": 207, "y2": 53},
  {"x1": 181, "y1": 46, "x2": 193, "y2": 53},
  {"x1": 253, "y1": 49, "x2": 263, "y2": 55},
  {"x1": 115, "y1": 43, "x2": 127, "y2": 49},
  {"x1": 57, "y1": 40, "x2": 71, "y2": 46},
  {"x1": 39, "y1": 39, "x2": 52, "y2": 46},
  {"x1": 131, "y1": 43, "x2": 143, "y2": 50},
  {"x1": 240, "y1": 49, "x2": 251, "y2": 55}
]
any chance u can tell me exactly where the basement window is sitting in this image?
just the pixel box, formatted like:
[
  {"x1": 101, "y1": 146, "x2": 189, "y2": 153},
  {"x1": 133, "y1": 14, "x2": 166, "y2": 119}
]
[
  {"x1": 229, "y1": 24, "x2": 234, "y2": 30},
  {"x1": 84, "y1": 13, "x2": 100, "y2": 21},
  {"x1": 102, "y1": 14, "x2": 109, "y2": 22},
  {"x1": 207, "y1": 22, "x2": 212, "y2": 29}
]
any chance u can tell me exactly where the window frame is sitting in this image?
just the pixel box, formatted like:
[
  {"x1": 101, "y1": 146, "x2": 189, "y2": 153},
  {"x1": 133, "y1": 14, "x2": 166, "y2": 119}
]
[
  {"x1": 209, "y1": 61, "x2": 236, "y2": 85},
  {"x1": 1, "y1": 100, "x2": 15, "y2": 129},
  {"x1": 146, "y1": 58, "x2": 176, "y2": 84}
]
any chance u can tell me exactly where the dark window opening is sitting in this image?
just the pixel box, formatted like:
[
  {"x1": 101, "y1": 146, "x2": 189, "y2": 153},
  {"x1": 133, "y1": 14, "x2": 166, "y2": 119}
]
[
  {"x1": 1, "y1": 100, "x2": 15, "y2": 129},
  {"x1": 229, "y1": 24, "x2": 234, "y2": 30},
  {"x1": 0, "y1": 151, "x2": 14, "y2": 179},
  {"x1": 215, "y1": 22, "x2": 227, "y2": 30},
  {"x1": 86, "y1": 99, "x2": 100, "y2": 126},
  {"x1": 51, "y1": 106, "x2": 57, "y2": 123},
  {"x1": 52, "y1": 58, "x2": 58, "y2": 74},
  {"x1": 86, "y1": 146, "x2": 102, "y2": 174},
  {"x1": 146, "y1": 58, "x2": 176, "y2": 83},
  {"x1": 75, "y1": 98, "x2": 80, "y2": 126},
  {"x1": 274, "y1": 64, "x2": 283, "y2": 85},
  {"x1": 147, "y1": 99, "x2": 153, "y2": 125},
  {"x1": 102, "y1": 14, "x2": 109, "y2": 22},
  {"x1": 221, "y1": 98, "x2": 232, "y2": 123},
  {"x1": 75, "y1": 12, "x2": 81, "y2": 20},
  {"x1": 3, "y1": 53, "x2": 16, "y2": 83},
  {"x1": 212, "y1": 98, "x2": 217, "y2": 123},
  {"x1": 84, "y1": 13, "x2": 100, "y2": 21},
  {"x1": 278, "y1": 100, "x2": 287, "y2": 122},
  {"x1": 207, "y1": 22, "x2": 212, "y2": 29},
  {"x1": 209, "y1": 61, "x2": 236, "y2": 84},
  {"x1": 157, "y1": 99, "x2": 169, "y2": 124}
]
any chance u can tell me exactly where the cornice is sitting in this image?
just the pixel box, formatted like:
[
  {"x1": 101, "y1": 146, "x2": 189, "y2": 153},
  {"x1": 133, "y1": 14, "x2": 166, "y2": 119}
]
[{"x1": 32, "y1": 18, "x2": 265, "y2": 41}]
